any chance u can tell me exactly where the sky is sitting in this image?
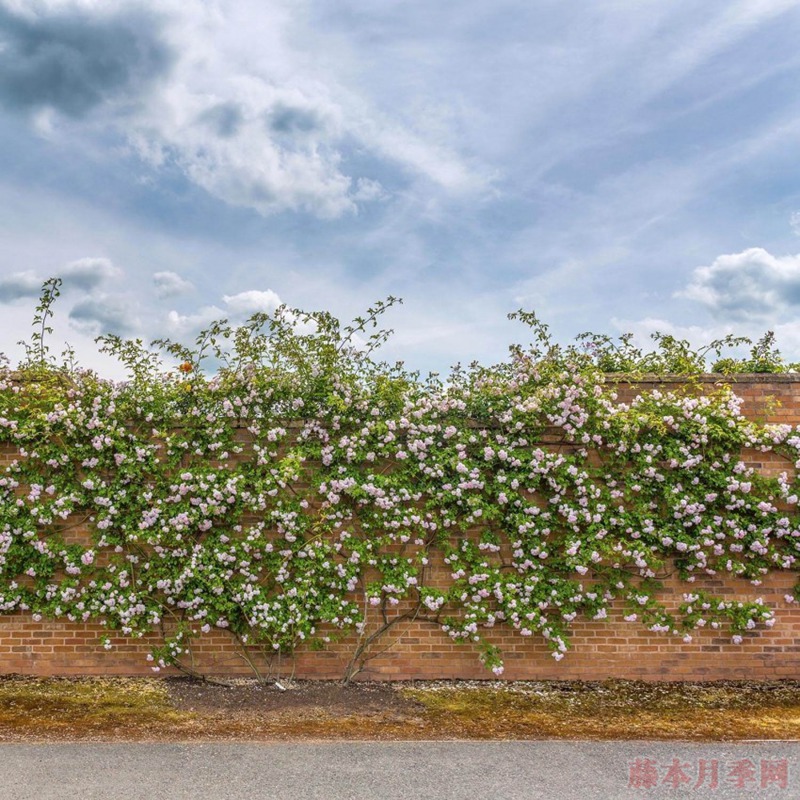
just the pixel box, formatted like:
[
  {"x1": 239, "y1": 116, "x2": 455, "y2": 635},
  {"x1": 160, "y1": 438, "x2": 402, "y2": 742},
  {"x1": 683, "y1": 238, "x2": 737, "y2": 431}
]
[{"x1": 2, "y1": 0, "x2": 800, "y2": 376}]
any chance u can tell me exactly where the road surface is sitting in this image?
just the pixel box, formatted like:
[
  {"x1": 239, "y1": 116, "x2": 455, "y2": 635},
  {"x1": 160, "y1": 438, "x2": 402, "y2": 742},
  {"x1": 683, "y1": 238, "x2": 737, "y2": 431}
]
[{"x1": 1, "y1": 741, "x2": 799, "y2": 799}]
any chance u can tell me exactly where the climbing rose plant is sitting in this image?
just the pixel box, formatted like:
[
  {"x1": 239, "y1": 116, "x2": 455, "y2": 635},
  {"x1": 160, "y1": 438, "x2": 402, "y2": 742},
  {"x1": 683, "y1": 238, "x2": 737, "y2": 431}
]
[{"x1": 0, "y1": 279, "x2": 798, "y2": 680}]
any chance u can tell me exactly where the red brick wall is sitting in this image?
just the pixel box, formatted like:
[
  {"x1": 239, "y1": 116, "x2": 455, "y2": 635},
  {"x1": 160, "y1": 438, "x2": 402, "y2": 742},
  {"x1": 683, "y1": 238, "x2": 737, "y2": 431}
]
[{"x1": 1, "y1": 375, "x2": 799, "y2": 681}]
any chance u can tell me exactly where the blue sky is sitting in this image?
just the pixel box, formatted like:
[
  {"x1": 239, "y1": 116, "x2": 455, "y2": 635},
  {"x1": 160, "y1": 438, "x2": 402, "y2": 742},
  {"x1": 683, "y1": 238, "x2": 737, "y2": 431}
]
[{"x1": 2, "y1": 0, "x2": 800, "y2": 375}]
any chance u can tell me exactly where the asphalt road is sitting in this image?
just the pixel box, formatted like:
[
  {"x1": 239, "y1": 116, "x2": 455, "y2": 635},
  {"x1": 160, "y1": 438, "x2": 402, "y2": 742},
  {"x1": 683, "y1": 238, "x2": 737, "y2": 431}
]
[{"x1": 0, "y1": 741, "x2": 798, "y2": 799}]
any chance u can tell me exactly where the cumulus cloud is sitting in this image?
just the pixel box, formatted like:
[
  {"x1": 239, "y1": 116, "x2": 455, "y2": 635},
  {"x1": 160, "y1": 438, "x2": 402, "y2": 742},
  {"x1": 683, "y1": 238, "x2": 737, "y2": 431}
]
[
  {"x1": 0, "y1": 270, "x2": 44, "y2": 301},
  {"x1": 69, "y1": 294, "x2": 139, "y2": 335},
  {"x1": 222, "y1": 289, "x2": 282, "y2": 317},
  {"x1": 0, "y1": 1, "x2": 487, "y2": 219},
  {"x1": 678, "y1": 247, "x2": 800, "y2": 320},
  {"x1": 0, "y1": 2, "x2": 174, "y2": 118},
  {"x1": 0, "y1": 257, "x2": 118, "y2": 301},
  {"x1": 164, "y1": 288, "x2": 283, "y2": 338},
  {"x1": 165, "y1": 305, "x2": 225, "y2": 336},
  {"x1": 153, "y1": 270, "x2": 193, "y2": 298},
  {"x1": 61, "y1": 257, "x2": 120, "y2": 290},
  {"x1": 130, "y1": 80, "x2": 356, "y2": 218}
]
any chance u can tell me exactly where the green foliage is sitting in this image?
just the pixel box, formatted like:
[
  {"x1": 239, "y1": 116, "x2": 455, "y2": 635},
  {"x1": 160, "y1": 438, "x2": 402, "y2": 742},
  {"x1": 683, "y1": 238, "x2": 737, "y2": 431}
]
[
  {"x1": 712, "y1": 331, "x2": 799, "y2": 374},
  {"x1": 18, "y1": 278, "x2": 62, "y2": 370},
  {"x1": 575, "y1": 325, "x2": 796, "y2": 375},
  {"x1": 0, "y1": 282, "x2": 797, "y2": 680}
]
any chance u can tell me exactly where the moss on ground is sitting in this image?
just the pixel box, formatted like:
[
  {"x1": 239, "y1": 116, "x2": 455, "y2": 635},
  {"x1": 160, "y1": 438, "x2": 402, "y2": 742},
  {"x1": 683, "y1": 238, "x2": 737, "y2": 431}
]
[
  {"x1": 0, "y1": 677, "x2": 798, "y2": 742},
  {"x1": 0, "y1": 677, "x2": 194, "y2": 738},
  {"x1": 401, "y1": 680, "x2": 800, "y2": 740}
]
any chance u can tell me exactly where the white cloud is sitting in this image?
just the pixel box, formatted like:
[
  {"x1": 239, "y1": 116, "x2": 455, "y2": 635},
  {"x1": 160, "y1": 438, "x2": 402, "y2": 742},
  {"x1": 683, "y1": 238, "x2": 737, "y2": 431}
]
[
  {"x1": 129, "y1": 76, "x2": 358, "y2": 218},
  {"x1": 0, "y1": 257, "x2": 119, "y2": 301},
  {"x1": 153, "y1": 270, "x2": 193, "y2": 297},
  {"x1": 679, "y1": 247, "x2": 800, "y2": 320},
  {"x1": 0, "y1": 270, "x2": 43, "y2": 301},
  {"x1": 164, "y1": 288, "x2": 282, "y2": 339},
  {"x1": 68, "y1": 293, "x2": 139, "y2": 335},
  {"x1": 2, "y1": 0, "x2": 490, "y2": 219},
  {"x1": 61, "y1": 257, "x2": 120, "y2": 290},
  {"x1": 351, "y1": 177, "x2": 387, "y2": 203},
  {"x1": 165, "y1": 305, "x2": 225, "y2": 336},
  {"x1": 222, "y1": 289, "x2": 282, "y2": 317}
]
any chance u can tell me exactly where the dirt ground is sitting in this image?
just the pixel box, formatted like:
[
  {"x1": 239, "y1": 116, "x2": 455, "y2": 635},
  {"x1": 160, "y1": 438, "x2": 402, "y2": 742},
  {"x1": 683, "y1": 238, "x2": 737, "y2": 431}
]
[
  {"x1": 1, "y1": 676, "x2": 799, "y2": 742},
  {"x1": 166, "y1": 677, "x2": 416, "y2": 716}
]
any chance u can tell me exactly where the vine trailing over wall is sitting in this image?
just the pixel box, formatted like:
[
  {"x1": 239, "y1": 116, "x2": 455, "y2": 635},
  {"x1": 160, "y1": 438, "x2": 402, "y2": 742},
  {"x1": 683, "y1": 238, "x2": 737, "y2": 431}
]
[{"x1": 0, "y1": 280, "x2": 798, "y2": 681}]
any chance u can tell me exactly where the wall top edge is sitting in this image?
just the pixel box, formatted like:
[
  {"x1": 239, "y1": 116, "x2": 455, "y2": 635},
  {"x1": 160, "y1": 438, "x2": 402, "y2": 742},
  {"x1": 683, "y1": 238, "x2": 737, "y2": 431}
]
[
  {"x1": 607, "y1": 374, "x2": 800, "y2": 384},
  {"x1": 4, "y1": 372, "x2": 800, "y2": 384}
]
